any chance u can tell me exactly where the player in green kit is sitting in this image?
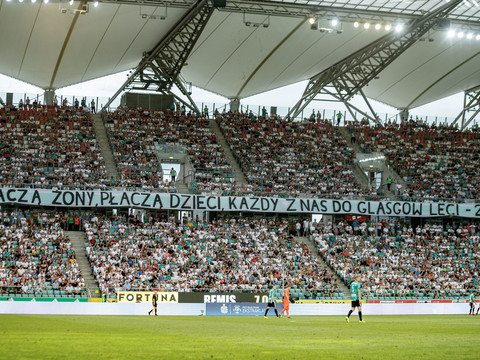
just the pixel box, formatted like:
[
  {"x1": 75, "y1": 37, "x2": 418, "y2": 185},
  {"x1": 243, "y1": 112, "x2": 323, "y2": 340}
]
[
  {"x1": 264, "y1": 285, "x2": 279, "y2": 318},
  {"x1": 346, "y1": 275, "x2": 365, "y2": 323},
  {"x1": 469, "y1": 291, "x2": 475, "y2": 316}
]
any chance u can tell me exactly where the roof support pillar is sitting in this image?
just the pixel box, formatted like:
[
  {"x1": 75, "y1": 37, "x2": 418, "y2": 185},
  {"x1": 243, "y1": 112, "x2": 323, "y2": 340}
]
[
  {"x1": 229, "y1": 98, "x2": 240, "y2": 112},
  {"x1": 286, "y1": 0, "x2": 463, "y2": 125},
  {"x1": 44, "y1": 90, "x2": 55, "y2": 106},
  {"x1": 101, "y1": 0, "x2": 214, "y2": 113},
  {"x1": 398, "y1": 109, "x2": 409, "y2": 123}
]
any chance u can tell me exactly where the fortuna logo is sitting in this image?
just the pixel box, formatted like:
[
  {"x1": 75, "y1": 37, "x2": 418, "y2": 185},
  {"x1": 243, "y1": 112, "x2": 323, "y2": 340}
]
[
  {"x1": 233, "y1": 305, "x2": 241, "y2": 314},
  {"x1": 220, "y1": 304, "x2": 229, "y2": 314}
]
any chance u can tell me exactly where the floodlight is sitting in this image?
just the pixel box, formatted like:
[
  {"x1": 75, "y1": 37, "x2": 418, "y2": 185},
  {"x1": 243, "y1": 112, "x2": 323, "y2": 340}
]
[
  {"x1": 395, "y1": 24, "x2": 404, "y2": 33},
  {"x1": 94, "y1": 1, "x2": 98, "y2": 7},
  {"x1": 331, "y1": 19, "x2": 338, "y2": 27},
  {"x1": 375, "y1": 23, "x2": 381, "y2": 30},
  {"x1": 385, "y1": 24, "x2": 392, "y2": 31},
  {"x1": 353, "y1": 21, "x2": 359, "y2": 28},
  {"x1": 364, "y1": 22, "x2": 370, "y2": 29},
  {"x1": 309, "y1": 17, "x2": 316, "y2": 25},
  {"x1": 447, "y1": 29, "x2": 455, "y2": 38},
  {"x1": 457, "y1": 31, "x2": 464, "y2": 38},
  {"x1": 467, "y1": 33, "x2": 473, "y2": 39}
]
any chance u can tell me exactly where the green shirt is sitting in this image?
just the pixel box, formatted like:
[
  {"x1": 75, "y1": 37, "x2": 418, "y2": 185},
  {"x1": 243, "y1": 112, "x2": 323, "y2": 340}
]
[
  {"x1": 268, "y1": 289, "x2": 276, "y2": 302},
  {"x1": 351, "y1": 281, "x2": 361, "y2": 301},
  {"x1": 469, "y1": 293, "x2": 474, "y2": 304}
]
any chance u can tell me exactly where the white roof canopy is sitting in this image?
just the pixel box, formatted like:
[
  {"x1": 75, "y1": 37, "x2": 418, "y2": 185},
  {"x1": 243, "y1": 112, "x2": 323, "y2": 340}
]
[{"x1": 1, "y1": 0, "x2": 480, "y2": 109}]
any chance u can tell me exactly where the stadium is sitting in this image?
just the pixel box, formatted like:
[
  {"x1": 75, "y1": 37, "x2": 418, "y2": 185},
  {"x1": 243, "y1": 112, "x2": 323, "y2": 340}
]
[{"x1": 1, "y1": 0, "x2": 480, "y2": 358}]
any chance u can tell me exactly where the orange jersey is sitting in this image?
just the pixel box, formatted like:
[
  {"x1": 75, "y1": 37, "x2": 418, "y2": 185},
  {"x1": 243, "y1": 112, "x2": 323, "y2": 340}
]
[{"x1": 283, "y1": 289, "x2": 290, "y2": 304}]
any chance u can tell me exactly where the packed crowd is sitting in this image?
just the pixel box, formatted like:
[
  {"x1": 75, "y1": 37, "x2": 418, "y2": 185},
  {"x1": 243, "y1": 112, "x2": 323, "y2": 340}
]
[
  {"x1": 83, "y1": 216, "x2": 339, "y2": 295},
  {"x1": 104, "y1": 108, "x2": 231, "y2": 191},
  {"x1": 313, "y1": 220, "x2": 479, "y2": 298},
  {"x1": 0, "y1": 107, "x2": 107, "y2": 188},
  {"x1": 347, "y1": 119, "x2": 480, "y2": 200},
  {"x1": 0, "y1": 219, "x2": 86, "y2": 295},
  {"x1": 217, "y1": 114, "x2": 372, "y2": 197}
]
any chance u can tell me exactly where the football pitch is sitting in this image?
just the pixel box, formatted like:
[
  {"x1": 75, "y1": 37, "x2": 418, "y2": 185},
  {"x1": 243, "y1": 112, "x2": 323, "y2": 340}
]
[{"x1": 1, "y1": 315, "x2": 478, "y2": 359}]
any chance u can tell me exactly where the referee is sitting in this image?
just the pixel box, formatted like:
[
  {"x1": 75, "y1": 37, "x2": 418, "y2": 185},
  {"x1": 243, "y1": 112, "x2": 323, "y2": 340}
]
[{"x1": 148, "y1": 292, "x2": 158, "y2": 316}]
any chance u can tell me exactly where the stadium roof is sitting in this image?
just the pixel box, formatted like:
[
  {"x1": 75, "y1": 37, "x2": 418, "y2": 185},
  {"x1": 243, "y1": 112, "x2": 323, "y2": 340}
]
[{"x1": 1, "y1": 0, "x2": 480, "y2": 109}]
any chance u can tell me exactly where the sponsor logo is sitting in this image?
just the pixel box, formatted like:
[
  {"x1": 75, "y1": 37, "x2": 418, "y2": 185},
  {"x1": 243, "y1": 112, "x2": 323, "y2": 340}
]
[
  {"x1": 206, "y1": 303, "x2": 268, "y2": 316},
  {"x1": 117, "y1": 291, "x2": 178, "y2": 303},
  {"x1": 204, "y1": 295, "x2": 236, "y2": 303}
]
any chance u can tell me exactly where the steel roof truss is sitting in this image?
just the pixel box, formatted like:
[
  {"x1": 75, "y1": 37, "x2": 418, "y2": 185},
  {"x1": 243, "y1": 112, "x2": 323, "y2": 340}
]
[
  {"x1": 452, "y1": 86, "x2": 480, "y2": 130},
  {"x1": 286, "y1": 0, "x2": 464, "y2": 123},
  {"x1": 101, "y1": 0, "x2": 214, "y2": 113}
]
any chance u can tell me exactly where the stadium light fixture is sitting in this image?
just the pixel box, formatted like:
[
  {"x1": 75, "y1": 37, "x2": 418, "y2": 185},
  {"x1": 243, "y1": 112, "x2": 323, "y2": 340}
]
[
  {"x1": 309, "y1": 17, "x2": 316, "y2": 25},
  {"x1": 385, "y1": 24, "x2": 392, "y2": 31},
  {"x1": 375, "y1": 23, "x2": 381, "y2": 30},
  {"x1": 457, "y1": 31, "x2": 464, "y2": 38},
  {"x1": 19, "y1": 0, "x2": 24, "y2": 2},
  {"x1": 395, "y1": 24, "x2": 404, "y2": 33},
  {"x1": 353, "y1": 21, "x2": 359, "y2": 28},
  {"x1": 447, "y1": 29, "x2": 456, "y2": 37},
  {"x1": 94, "y1": 1, "x2": 98, "y2": 7},
  {"x1": 364, "y1": 22, "x2": 370, "y2": 29},
  {"x1": 44, "y1": 0, "x2": 48, "y2": 3},
  {"x1": 473, "y1": 0, "x2": 479, "y2": 7},
  {"x1": 476, "y1": 34, "x2": 480, "y2": 40},
  {"x1": 331, "y1": 19, "x2": 338, "y2": 27},
  {"x1": 31, "y1": 0, "x2": 36, "y2": 3},
  {"x1": 69, "y1": 0, "x2": 73, "y2": 5},
  {"x1": 467, "y1": 32, "x2": 473, "y2": 39}
]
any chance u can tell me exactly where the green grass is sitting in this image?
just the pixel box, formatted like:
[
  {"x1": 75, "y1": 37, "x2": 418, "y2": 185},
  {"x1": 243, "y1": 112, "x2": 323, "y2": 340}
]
[{"x1": 0, "y1": 315, "x2": 479, "y2": 359}]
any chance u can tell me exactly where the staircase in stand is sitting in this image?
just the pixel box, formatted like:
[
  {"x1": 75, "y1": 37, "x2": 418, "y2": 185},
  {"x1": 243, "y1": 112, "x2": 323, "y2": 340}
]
[
  {"x1": 209, "y1": 119, "x2": 247, "y2": 185},
  {"x1": 337, "y1": 126, "x2": 406, "y2": 197},
  {"x1": 295, "y1": 236, "x2": 349, "y2": 294},
  {"x1": 336, "y1": 126, "x2": 370, "y2": 190},
  {"x1": 66, "y1": 231, "x2": 99, "y2": 297},
  {"x1": 92, "y1": 114, "x2": 119, "y2": 180}
]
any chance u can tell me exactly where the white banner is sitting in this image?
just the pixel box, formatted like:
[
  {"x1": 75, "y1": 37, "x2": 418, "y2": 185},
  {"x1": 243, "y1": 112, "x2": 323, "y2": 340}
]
[
  {"x1": 0, "y1": 188, "x2": 479, "y2": 218},
  {"x1": 0, "y1": 302, "x2": 205, "y2": 316},
  {"x1": 0, "y1": 302, "x2": 470, "y2": 316}
]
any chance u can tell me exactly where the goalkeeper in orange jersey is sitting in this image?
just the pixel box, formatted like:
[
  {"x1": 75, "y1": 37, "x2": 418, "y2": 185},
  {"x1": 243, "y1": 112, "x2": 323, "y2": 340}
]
[{"x1": 279, "y1": 285, "x2": 294, "y2": 318}]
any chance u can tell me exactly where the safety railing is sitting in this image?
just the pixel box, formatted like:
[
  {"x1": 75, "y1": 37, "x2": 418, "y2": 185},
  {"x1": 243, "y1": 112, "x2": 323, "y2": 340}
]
[{"x1": 2, "y1": 92, "x2": 470, "y2": 127}]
